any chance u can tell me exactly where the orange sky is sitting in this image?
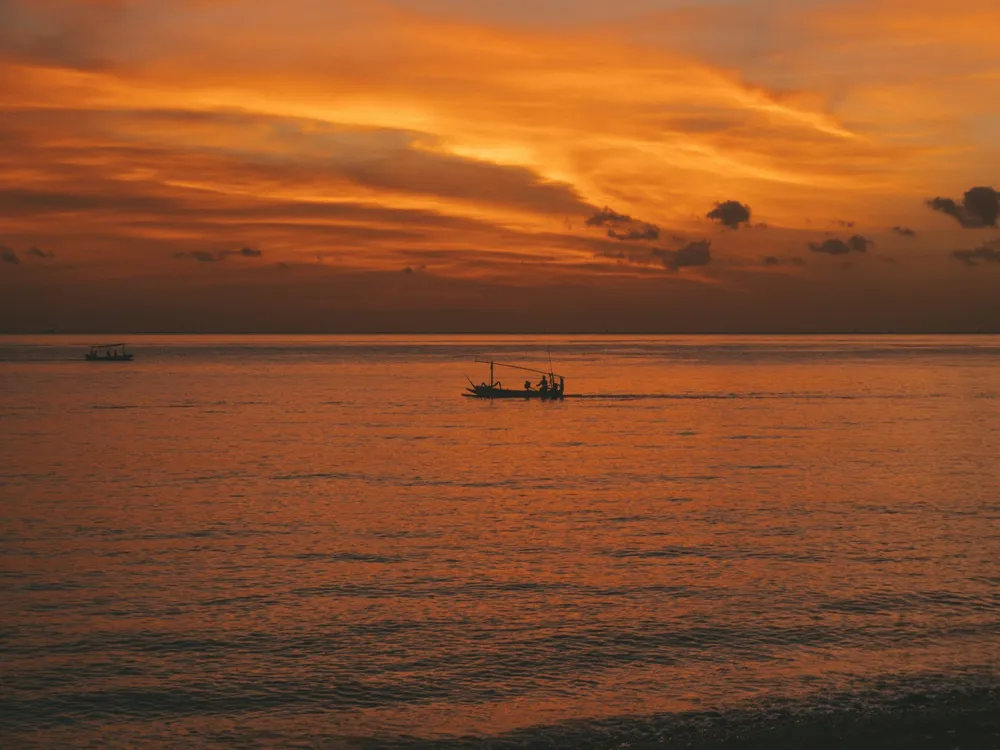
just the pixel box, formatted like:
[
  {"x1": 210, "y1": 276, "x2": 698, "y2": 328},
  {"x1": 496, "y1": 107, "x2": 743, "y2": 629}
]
[{"x1": 1, "y1": 0, "x2": 999, "y2": 332}]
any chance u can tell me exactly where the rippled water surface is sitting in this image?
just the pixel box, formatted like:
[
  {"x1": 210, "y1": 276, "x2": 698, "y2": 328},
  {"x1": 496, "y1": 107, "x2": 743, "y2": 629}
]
[{"x1": 2, "y1": 335, "x2": 999, "y2": 748}]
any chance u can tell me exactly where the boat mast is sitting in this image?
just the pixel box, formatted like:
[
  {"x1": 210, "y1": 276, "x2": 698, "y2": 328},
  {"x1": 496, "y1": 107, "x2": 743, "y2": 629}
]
[{"x1": 490, "y1": 360, "x2": 494, "y2": 386}]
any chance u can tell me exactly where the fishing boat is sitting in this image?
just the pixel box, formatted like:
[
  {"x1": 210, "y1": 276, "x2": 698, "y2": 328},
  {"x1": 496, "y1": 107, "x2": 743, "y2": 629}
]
[
  {"x1": 84, "y1": 343, "x2": 134, "y2": 362},
  {"x1": 463, "y1": 358, "x2": 565, "y2": 400}
]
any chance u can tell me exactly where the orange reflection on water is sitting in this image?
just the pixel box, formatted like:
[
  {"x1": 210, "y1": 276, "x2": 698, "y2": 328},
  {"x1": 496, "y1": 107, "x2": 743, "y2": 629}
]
[{"x1": 2, "y1": 335, "x2": 999, "y2": 744}]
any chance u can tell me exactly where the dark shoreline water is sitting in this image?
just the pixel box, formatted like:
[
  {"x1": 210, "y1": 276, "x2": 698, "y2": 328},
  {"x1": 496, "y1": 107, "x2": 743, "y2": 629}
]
[
  {"x1": 375, "y1": 683, "x2": 1000, "y2": 750},
  {"x1": 4, "y1": 682, "x2": 997, "y2": 748}
]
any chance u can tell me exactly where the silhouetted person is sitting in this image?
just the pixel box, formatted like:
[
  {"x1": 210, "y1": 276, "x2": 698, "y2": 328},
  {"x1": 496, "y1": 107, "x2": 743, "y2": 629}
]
[{"x1": 538, "y1": 376, "x2": 549, "y2": 393}]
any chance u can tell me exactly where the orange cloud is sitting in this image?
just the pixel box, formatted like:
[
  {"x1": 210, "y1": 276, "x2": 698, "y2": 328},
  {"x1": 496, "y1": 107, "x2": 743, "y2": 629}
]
[{"x1": 2, "y1": 0, "x2": 999, "y2": 330}]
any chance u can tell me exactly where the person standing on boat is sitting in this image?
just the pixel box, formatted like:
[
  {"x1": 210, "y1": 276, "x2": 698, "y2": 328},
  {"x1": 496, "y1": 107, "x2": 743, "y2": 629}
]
[{"x1": 538, "y1": 376, "x2": 549, "y2": 393}]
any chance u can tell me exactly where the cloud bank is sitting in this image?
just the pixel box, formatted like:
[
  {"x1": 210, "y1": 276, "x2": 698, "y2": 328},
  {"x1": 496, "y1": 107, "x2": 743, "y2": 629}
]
[{"x1": 927, "y1": 187, "x2": 999, "y2": 228}]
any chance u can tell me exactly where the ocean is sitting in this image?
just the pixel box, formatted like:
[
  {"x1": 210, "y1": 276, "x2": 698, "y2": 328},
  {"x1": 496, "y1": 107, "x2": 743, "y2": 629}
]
[{"x1": 2, "y1": 335, "x2": 998, "y2": 748}]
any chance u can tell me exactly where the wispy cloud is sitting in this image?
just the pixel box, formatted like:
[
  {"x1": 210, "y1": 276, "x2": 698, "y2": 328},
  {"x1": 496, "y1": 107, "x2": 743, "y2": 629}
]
[
  {"x1": 586, "y1": 207, "x2": 659, "y2": 242},
  {"x1": 174, "y1": 247, "x2": 264, "y2": 263},
  {"x1": 809, "y1": 235, "x2": 873, "y2": 255},
  {"x1": 1, "y1": 0, "x2": 999, "y2": 331},
  {"x1": 952, "y1": 240, "x2": 1000, "y2": 266}
]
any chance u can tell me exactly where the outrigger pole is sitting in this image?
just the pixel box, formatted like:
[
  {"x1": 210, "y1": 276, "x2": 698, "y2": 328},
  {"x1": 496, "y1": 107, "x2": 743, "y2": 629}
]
[{"x1": 474, "y1": 358, "x2": 563, "y2": 379}]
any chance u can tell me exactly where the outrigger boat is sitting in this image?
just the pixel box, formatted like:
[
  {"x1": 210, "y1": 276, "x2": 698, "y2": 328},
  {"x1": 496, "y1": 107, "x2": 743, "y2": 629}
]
[
  {"x1": 464, "y1": 358, "x2": 565, "y2": 400},
  {"x1": 85, "y1": 343, "x2": 134, "y2": 362}
]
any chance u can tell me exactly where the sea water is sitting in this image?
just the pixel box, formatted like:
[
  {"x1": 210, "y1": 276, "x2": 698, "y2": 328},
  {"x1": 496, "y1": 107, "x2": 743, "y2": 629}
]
[{"x1": 2, "y1": 335, "x2": 998, "y2": 748}]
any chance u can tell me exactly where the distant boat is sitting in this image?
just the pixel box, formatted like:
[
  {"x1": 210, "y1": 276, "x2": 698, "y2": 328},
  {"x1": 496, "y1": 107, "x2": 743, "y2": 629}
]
[
  {"x1": 464, "y1": 358, "x2": 565, "y2": 400},
  {"x1": 85, "y1": 343, "x2": 134, "y2": 362}
]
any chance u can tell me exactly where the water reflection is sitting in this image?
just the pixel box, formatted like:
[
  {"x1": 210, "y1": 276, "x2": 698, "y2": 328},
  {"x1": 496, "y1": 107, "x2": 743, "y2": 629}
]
[{"x1": 2, "y1": 335, "x2": 999, "y2": 746}]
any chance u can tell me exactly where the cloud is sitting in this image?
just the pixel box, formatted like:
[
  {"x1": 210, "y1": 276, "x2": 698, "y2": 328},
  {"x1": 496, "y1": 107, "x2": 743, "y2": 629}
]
[
  {"x1": 762, "y1": 255, "x2": 806, "y2": 267},
  {"x1": 0, "y1": 0, "x2": 124, "y2": 71},
  {"x1": 809, "y1": 234, "x2": 872, "y2": 255},
  {"x1": 951, "y1": 240, "x2": 1000, "y2": 266},
  {"x1": 848, "y1": 235, "x2": 873, "y2": 252},
  {"x1": 174, "y1": 250, "x2": 220, "y2": 263},
  {"x1": 609, "y1": 225, "x2": 660, "y2": 241},
  {"x1": 706, "y1": 200, "x2": 751, "y2": 229},
  {"x1": 586, "y1": 206, "x2": 660, "y2": 242},
  {"x1": 173, "y1": 247, "x2": 264, "y2": 262},
  {"x1": 927, "y1": 187, "x2": 999, "y2": 228},
  {"x1": 652, "y1": 240, "x2": 711, "y2": 270},
  {"x1": 891, "y1": 226, "x2": 916, "y2": 237},
  {"x1": 26, "y1": 246, "x2": 56, "y2": 259},
  {"x1": 809, "y1": 238, "x2": 850, "y2": 255},
  {"x1": 334, "y1": 137, "x2": 595, "y2": 217},
  {"x1": 834, "y1": 219, "x2": 856, "y2": 228},
  {"x1": 1, "y1": 246, "x2": 19, "y2": 265},
  {"x1": 230, "y1": 247, "x2": 262, "y2": 258},
  {"x1": 585, "y1": 207, "x2": 632, "y2": 227}
]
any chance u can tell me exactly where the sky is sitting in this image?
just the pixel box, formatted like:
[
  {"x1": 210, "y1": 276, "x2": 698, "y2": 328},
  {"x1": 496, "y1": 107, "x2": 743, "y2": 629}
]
[{"x1": 1, "y1": 0, "x2": 998, "y2": 332}]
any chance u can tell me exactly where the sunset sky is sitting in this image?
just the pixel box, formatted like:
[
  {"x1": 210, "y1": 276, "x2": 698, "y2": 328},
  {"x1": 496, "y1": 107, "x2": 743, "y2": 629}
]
[{"x1": 1, "y1": 0, "x2": 998, "y2": 332}]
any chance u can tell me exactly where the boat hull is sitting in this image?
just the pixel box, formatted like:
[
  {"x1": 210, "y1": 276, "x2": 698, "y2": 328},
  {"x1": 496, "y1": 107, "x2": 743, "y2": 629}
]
[
  {"x1": 85, "y1": 354, "x2": 134, "y2": 361},
  {"x1": 464, "y1": 386, "x2": 564, "y2": 400}
]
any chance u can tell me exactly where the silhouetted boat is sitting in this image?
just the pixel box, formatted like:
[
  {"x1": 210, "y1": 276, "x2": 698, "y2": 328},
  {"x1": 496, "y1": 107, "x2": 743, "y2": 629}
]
[
  {"x1": 464, "y1": 359, "x2": 565, "y2": 400},
  {"x1": 85, "y1": 343, "x2": 133, "y2": 362}
]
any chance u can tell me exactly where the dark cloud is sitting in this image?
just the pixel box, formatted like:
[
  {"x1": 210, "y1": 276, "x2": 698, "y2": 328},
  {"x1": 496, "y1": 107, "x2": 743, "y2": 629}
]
[
  {"x1": 1, "y1": 246, "x2": 20, "y2": 265},
  {"x1": 927, "y1": 187, "x2": 999, "y2": 228},
  {"x1": 609, "y1": 225, "x2": 660, "y2": 241},
  {"x1": 174, "y1": 247, "x2": 264, "y2": 263},
  {"x1": 810, "y1": 239, "x2": 850, "y2": 255},
  {"x1": 26, "y1": 246, "x2": 56, "y2": 259},
  {"x1": 762, "y1": 256, "x2": 806, "y2": 267},
  {"x1": 652, "y1": 240, "x2": 712, "y2": 270},
  {"x1": 809, "y1": 235, "x2": 872, "y2": 255},
  {"x1": 0, "y1": 186, "x2": 191, "y2": 215},
  {"x1": 706, "y1": 200, "x2": 751, "y2": 229},
  {"x1": 951, "y1": 240, "x2": 1000, "y2": 266},
  {"x1": 0, "y1": 108, "x2": 597, "y2": 221},
  {"x1": 849, "y1": 235, "x2": 873, "y2": 252},
  {"x1": 336, "y1": 142, "x2": 595, "y2": 217},
  {"x1": 230, "y1": 247, "x2": 262, "y2": 258},
  {"x1": 585, "y1": 207, "x2": 632, "y2": 227},
  {"x1": 891, "y1": 226, "x2": 916, "y2": 237},
  {"x1": 174, "y1": 250, "x2": 220, "y2": 263},
  {"x1": 834, "y1": 219, "x2": 856, "y2": 228},
  {"x1": 586, "y1": 206, "x2": 659, "y2": 242},
  {"x1": 0, "y1": 0, "x2": 123, "y2": 71}
]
